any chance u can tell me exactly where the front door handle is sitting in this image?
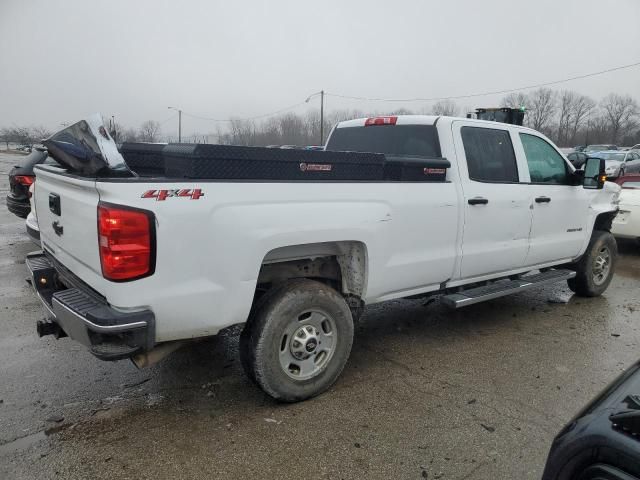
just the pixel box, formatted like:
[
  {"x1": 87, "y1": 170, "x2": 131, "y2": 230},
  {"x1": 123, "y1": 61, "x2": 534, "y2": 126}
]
[
  {"x1": 535, "y1": 196, "x2": 551, "y2": 203},
  {"x1": 468, "y1": 197, "x2": 489, "y2": 205}
]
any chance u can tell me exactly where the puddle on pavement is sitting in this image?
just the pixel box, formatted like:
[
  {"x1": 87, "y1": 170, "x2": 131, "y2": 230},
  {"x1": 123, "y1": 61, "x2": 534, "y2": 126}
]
[{"x1": 0, "y1": 430, "x2": 46, "y2": 456}]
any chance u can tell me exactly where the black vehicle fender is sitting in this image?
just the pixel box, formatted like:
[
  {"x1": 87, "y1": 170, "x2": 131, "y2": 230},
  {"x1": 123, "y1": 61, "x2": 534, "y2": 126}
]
[{"x1": 593, "y1": 210, "x2": 618, "y2": 233}]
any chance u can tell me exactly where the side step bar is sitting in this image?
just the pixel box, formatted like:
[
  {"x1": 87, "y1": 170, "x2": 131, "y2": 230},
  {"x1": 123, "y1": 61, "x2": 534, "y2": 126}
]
[{"x1": 441, "y1": 269, "x2": 576, "y2": 309}]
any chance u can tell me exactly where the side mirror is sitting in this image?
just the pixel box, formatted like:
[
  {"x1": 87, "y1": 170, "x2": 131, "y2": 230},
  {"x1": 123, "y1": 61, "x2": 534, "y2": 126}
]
[{"x1": 583, "y1": 157, "x2": 606, "y2": 189}]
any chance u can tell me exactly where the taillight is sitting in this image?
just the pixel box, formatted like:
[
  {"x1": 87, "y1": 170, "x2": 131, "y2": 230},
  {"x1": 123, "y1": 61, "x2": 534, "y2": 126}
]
[
  {"x1": 364, "y1": 116, "x2": 398, "y2": 126},
  {"x1": 14, "y1": 175, "x2": 35, "y2": 186},
  {"x1": 98, "y1": 203, "x2": 155, "y2": 281}
]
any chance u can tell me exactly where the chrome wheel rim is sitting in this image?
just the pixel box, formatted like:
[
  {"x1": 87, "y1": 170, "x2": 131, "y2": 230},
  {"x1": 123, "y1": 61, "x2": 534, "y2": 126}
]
[
  {"x1": 592, "y1": 246, "x2": 611, "y2": 286},
  {"x1": 279, "y1": 310, "x2": 337, "y2": 381}
]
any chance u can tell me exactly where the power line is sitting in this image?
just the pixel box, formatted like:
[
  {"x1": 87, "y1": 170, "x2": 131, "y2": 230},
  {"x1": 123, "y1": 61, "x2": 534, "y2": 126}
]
[
  {"x1": 158, "y1": 113, "x2": 178, "y2": 125},
  {"x1": 161, "y1": 59, "x2": 640, "y2": 125},
  {"x1": 180, "y1": 100, "x2": 309, "y2": 123},
  {"x1": 325, "y1": 60, "x2": 640, "y2": 103}
]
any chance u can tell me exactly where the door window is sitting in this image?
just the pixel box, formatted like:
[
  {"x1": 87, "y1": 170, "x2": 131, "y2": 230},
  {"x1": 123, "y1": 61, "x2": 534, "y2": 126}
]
[
  {"x1": 519, "y1": 133, "x2": 569, "y2": 184},
  {"x1": 461, "y1": 127, "x2": 519, "y2": 182}
]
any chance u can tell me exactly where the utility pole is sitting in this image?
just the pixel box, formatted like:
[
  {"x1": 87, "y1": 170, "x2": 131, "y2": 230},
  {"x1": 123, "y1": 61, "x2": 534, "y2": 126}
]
[
  {"x1": 319, "y1": 90, "x2": 324, "y2": 146},
  {"x1": 305, "y1": 91, "x2": 325, "y2": 146},
  {"x1": 168, "y1": 107, "x2": 182, "y2": 143}
]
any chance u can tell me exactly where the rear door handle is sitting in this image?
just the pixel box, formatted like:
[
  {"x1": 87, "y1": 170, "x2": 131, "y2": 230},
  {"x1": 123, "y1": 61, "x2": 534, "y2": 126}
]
[
  {"x1": 535, "y1": 196, "x2": 551, "y2": 203},
  {"x1": 468, "y1": 197, "x2": 489, "y2": 205}
]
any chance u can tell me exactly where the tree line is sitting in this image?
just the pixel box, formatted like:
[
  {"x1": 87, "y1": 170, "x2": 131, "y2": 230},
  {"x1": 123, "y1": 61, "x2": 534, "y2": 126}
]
[
  {"x1": 2, "y1": 89, "x2": 638, "y2": 149},
  {"x1": 216, "y1": 89, "x2": 639, "y2": 148},
  {"x1": 0, "y1": 120, "x2": 163, "y2": 148}
]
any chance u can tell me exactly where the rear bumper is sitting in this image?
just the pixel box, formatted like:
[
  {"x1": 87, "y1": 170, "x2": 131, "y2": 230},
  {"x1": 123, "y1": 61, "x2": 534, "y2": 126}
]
[
  {"x1": 26, "y1": 252, "x2": 155, "y2": 361},
  {"x1": 6, "y1": 195, "x2": 30, "y2": 218}
]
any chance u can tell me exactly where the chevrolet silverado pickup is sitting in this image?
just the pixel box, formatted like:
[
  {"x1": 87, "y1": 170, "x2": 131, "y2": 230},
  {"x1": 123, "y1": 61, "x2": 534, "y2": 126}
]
[{"x1": 27, "y1": 113, "x2": 620, "y2": 402}]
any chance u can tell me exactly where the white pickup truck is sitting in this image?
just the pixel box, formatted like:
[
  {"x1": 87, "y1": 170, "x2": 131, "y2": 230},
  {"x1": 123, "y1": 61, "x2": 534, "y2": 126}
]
[{"x1": 27, "y1": 114, "x2": 620, "y2": 402}]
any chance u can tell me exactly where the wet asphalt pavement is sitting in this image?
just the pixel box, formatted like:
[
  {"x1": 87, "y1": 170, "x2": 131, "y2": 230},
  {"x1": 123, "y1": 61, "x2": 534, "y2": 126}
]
[{"x1": 0, "y1": 151, "x2": 638, "y2": 479}]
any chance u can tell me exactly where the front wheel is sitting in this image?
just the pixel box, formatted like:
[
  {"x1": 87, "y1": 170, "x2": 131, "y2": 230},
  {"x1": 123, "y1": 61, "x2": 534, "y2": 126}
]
[
  {"x1": 240, "y1": 279, "x2": 354, "y2": 402},
  {"x1": 567, "y1": 230, "x2": 617, "y2": 297}
]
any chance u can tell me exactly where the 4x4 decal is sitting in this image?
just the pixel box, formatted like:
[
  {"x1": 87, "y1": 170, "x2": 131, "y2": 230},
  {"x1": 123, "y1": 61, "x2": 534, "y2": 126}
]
[{"x1": 141, "y1": 189, "x2": 204, "y2": 201}]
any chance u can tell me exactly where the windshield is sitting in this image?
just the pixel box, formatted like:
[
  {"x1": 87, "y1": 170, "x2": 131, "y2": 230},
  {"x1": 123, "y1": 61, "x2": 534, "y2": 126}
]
[
  {"x1": 326, "y1": 125, "x2": 442, "y2": 157},
  {"x1": 586, "y1": 145, "x2": 609, "y2": 151}
]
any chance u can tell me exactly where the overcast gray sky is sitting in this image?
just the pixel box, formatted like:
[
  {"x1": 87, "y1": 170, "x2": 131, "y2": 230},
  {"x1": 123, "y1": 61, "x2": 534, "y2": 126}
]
[{"x1": 1, "y1": 0, "x2": 639, "y2": 136}]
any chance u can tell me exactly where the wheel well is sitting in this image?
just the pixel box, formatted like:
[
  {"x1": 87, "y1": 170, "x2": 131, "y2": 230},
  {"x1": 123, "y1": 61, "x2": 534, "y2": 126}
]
[
  {"x1": 257, "y1": 241, "x2": 368, "y2": 299},
  {"x1": 594, "y1": 210, "x2": 617, "y2": 233}
]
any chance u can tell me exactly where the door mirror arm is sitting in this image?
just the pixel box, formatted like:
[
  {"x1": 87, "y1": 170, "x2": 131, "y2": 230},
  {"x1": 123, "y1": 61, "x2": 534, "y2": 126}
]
[{"x1": 570, "y1": 169, "x2": 584, "y2": 186}]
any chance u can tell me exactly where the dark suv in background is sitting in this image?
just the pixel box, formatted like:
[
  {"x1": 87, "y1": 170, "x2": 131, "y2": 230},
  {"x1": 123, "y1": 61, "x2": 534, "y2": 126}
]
[{"x1": 6, "y1": 149, "x2": 47, "y2": 218}]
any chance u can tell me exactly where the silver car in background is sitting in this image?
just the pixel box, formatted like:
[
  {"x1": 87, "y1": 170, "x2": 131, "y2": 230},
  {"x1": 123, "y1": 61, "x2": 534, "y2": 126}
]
[{"x1": 590, "y1": 150, "x2": 640, "y2": 178}]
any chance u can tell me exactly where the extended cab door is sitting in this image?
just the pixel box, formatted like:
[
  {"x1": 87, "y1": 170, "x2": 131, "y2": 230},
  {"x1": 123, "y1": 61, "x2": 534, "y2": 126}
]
[
  {"x1": 515, "y1": 132, "x2": 588, "y2": 266},
  {"x1": 451, "y1": 121, "x2": 532, "y2": 280}
]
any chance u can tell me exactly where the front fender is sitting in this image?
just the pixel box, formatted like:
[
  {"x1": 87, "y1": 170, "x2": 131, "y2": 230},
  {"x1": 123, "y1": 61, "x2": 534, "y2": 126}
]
[{"x1": 576, "y1": 182, "x2": 620, "y2": 259}]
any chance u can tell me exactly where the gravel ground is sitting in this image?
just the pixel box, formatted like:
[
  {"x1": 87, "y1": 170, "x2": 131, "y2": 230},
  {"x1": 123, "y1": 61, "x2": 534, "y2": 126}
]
[{"x1": 0, "y1": 151, "x2": 638, "y2": 479}]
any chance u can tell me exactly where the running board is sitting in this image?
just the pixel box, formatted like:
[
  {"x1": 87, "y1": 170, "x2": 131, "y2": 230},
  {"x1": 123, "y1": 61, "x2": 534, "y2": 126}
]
[{"x1": 441, "y1": 269, "x2": 576, "y2": 309}]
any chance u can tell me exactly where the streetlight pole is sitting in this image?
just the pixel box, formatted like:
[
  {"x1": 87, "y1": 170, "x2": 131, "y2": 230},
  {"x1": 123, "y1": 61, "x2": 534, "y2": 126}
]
[
  {"x1": 306, "y1": 90, "x2": 325, "y2": 146},
  {"x1": 168, "y1": 107, "x2": 182, "y2": 143},
  {"x1": 319, "y1": 90, "x2": 324, "y2": 145}
]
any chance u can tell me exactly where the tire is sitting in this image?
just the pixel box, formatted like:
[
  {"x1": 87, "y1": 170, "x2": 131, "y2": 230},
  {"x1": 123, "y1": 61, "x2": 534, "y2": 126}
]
[
  {"x1": 239, "y1": 279, "x2": 354, "y2": 402},
  {"x1": 567, "y1": 230, "x2": 617, "y2": 297}
]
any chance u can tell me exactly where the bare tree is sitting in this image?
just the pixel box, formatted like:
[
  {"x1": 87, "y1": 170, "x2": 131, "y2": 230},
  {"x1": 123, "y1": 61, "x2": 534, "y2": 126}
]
[
  {"x1": 527, "y1": 88, "x2": 557, "y2": 133},
  {"x1": 226, "y1": 118, "x2": 256, "y2": 146},
  {"x1": 0, "y1": 126, "x2": 32, "y2": 147},
  {"x1": 600, "y1": 93, "x2": 639, "y2": 144},
  {"x1": 31, "y1": 126, "x2": 52, "y2": 142},
  {"x1": 501, "y1": 92, "x2": 529, "y2": 109},
  {"x1": 431, "y1": 99, "x2": 458, "y2": 116},
  {"x1": 556, "y1": 90, "x2": 577, "y2": 146},
  {"x1": 118, "y1": 127, "x2": 140, "y2": 143},
  {"x1": 569, "y1": 94, "x2": 595, "y2": 145},
  {"x1": 138, "y1": 120, "x2": 161, "y2": 143}
]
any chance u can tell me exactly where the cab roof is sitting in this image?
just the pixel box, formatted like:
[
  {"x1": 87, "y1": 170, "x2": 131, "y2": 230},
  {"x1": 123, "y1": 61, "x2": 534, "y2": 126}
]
[{"x1": 335, "y1": 114, "x2": 537, "y2": 132}]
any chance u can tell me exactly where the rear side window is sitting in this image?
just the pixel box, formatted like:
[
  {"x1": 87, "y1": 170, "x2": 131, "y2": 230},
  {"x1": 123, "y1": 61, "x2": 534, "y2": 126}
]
[
  {"x1": 519, "y1": 133, "x2": 569, "y2": 184},
  {"x1": 461, "y1": 127, "x2": 518, "y2": 182},
  {"x1": 326, "y1": 125, "x2": 441, "y2": 158}
]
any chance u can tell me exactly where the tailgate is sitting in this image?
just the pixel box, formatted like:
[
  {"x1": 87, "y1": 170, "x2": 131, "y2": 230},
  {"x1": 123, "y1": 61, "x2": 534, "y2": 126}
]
[{"x1": 34, "y1": 166, "x2": 102, "y2": 280}]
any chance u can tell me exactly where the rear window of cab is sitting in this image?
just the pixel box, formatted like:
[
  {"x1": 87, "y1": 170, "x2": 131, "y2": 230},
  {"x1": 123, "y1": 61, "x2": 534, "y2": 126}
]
[{"x1": 325, "y1": 125, "x2": 442, "y2": 158}]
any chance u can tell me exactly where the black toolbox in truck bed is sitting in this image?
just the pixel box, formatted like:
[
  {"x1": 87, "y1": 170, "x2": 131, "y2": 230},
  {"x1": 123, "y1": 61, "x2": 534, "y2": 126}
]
[{"x1": 119, "y1": 143, "x2": 449, "y2": 182}]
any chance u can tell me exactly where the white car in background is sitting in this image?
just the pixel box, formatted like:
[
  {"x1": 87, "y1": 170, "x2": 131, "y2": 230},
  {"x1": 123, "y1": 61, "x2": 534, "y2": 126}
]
[{"x1": 612, "y1": 176, "x2": 640, "y2": 243}]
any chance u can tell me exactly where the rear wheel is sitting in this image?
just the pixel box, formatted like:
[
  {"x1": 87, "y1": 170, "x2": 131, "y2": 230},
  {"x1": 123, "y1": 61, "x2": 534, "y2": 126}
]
[
  {"x1": 239, "y1": 279, "x2": 354, "y2": 402},
  {"x1": 568, "y1": 231, "x2": 617, "y2": 297}
]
